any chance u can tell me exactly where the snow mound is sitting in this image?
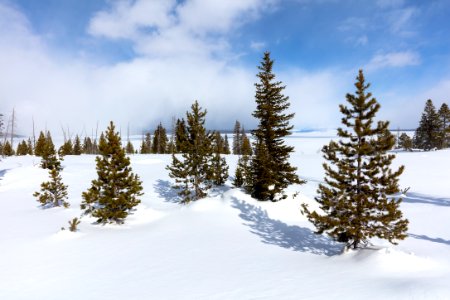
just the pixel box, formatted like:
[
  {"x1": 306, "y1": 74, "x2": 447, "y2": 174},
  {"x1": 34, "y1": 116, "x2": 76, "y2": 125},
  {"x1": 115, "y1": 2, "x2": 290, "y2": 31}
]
[
  {"x1": 49, "y1": 229, "x2": 85, "y2": 241},
  {"x1": 126, "y1": 205, "x2": 166, "y2": 225},
  {"x1": 346, "y1": 247, "x2": 438, "y2": 274}
]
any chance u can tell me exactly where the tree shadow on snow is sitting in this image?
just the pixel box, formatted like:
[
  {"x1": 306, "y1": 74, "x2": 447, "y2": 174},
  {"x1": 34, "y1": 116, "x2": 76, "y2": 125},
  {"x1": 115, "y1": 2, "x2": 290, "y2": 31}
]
[
  {"x1": 0, "y1": 168, "x2": 10, "y2": 181},
  {"x1": 231, "y1": 198, "x2": 344, "y2": 256},
  {"x1": 409, "y1": 233, "x2": 450, "y2": 246},
  {"x1": 153, "y1": 180, "x2": 182, "y2": 203},
  {"x1": 402, "y1": 193, "x2": 450, "y2": 207}
]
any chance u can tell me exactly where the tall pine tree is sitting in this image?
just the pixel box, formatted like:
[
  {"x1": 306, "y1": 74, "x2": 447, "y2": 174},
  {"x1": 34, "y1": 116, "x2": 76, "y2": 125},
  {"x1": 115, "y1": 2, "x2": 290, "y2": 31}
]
[
  {"x1": 152, "y1": 123, "x2": 168, "y2": 154},
  {"x1": 175, "y1": 118, "x2": 189, "y2": 153},
  {"x1": 438, "y1": 103, "x2": 450, "y2": 148},
  {"x1": 414, "y1": 99, "x2": 440, "y2": 150},
  {"x1": 302, "y1": 70, "x2": 408, "y2": 250},
  {"x1": 140, "y1": 133, "x2": 152, "y2": 154},
  {"x1": 167, "y1": 101, "x2": 216, "y2": 203},
  {"x1": 232, "y1": 121, "x2": 241, "y2": 155},
  {"x1": 250, "y1": 51, "x2": 304, "y2": 201},
  {"x1": 81, "y1": 122, "x2": 143, "y2": 224}
]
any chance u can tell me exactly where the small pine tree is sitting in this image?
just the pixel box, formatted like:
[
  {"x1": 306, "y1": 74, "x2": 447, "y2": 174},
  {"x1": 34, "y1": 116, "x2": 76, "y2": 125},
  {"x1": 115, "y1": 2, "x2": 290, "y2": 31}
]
[
  {"x1": 41, "y1": 132, "x2": 61, "y2": 170},
  {"x1": 210, "y1": 132, "x2": 229, "y2": 185},
  {"x1": 232, "y1": 120, "x2": 241, "y2": 155},
  {"x1": 167, "y1": 101, "x2": 215, "y2": 203},
  {"x1": 175, "y1": 118, "x2": 189, "y2": 153},
  {"x1": 73, "y1": 135, "x2": 82, "y2": 155},
  {"x1": 68, "y1": 217, "x2": 81, "y2": 232},
  {"x1": 2, "y1": 140, "x2": 14, "y2": 156},
  {"x1": 34, "y1": 167, "x2": 69, "y2": 208},
  {"x1": 438, "y1": 103, "x2": 450, "y2": 148},
  {"x1": 34, "y1": 131, "x2": 47, "y2": 156},
  {"x1": 250, "y1": 51, "x2": 304, "y2": 201},
  {"x1": 81, "y1": 122, "x2": 143, "y2": 224},
  {"x1": 83, "y1": 137, "x2": 93, "y2": 154},
  {"x1": 223, "y1": 134, "x2": 231, "y2": 154},
  {"x1": 302, "y1": 70, "x2": 408, "y2": 250},
  {"x1": 27, "y1": 138, "x2": 33, "y2": 155},
  {"x1": 398, "y1": 133, "x2": 413, "y2": 151},
  {"x1": 140, "y1": 133, "x2": 152, "y2": 154},
  {"x1": 59, "y1": 139, "x2": 73, "y2": 156},
  {"x1": 16, "y1": 140, "x2": 28, "y2": 156},
  {"x1": 233, "y1": 155, "x2": 252, "y2": 190},
  {"x1": 152, "y1": 123, "x2": 168, "y2": 154},
  {"x1": 125, "y1": 140, "x2": 135, "y2": 154},
  {"x1": 414, "y1": 99, "x2": 440, "y2": 150},
  {"x1": 240, "y1": 127, "x2": 253, "y2": 156}
]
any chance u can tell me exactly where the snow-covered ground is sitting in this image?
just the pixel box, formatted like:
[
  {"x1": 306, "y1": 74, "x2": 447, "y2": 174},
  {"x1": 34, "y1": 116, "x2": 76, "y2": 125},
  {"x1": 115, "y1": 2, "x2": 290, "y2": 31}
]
[{"x1": 1, "y1": 131, "x2": 449, "y2": 299}]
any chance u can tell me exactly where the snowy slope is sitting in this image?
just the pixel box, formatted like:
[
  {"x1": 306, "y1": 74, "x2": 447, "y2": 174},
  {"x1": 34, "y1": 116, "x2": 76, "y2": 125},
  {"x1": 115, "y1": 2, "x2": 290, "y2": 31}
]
[{"x1": 1, "y1": 133, "x2": 450, "y2": 299}]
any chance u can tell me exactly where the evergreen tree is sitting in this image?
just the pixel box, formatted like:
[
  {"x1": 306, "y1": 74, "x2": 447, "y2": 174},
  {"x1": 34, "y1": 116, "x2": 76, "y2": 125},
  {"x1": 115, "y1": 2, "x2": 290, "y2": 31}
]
[
  {"x1": 414, "y1": 99, "x2": 440, "y2": 150},
  {"x1": 0, "y1": 141, "x2": 3, "y2": 156},
  {"x1": 233, "y1": 154, "x2": 252, "y2": 190},
  {"x1": 223, "y1": 134, "x2": 231, "y2": 154},
  {"x1": 2, "y1": 140, "x2": 14, "y2": 156},
  {"x1": 140, "y1": 133, "x2": 152, "y2": 154},
  {"x1": 232, "y1": 121, "x2": 241, "y2": 155},
  {"x1": 26, "y1": 138, "x2": 33, "y2": 155},
  {"x1": 16, "y1": 140, "x2": 28, "y2": 155},
  {"x1": 398, "y1": 133, "x2": 413, "y2": 151},
  {"x1": 125, "y1": 140, "x2": 135, "y2": 154},
  {"x1": 80, "y1": 122, "x2": 143, "y2": 224},
  {"x1": 167, "y1": 101, "x2": 215, "y2": 203},
  {"x1": 152, "y1": 123, "x2": 168, "y2": 154},
  {"x1": 240, "y1": 127, "x2": 253, "y2": 156},
  {"x1": 41, "y1": 132, "x2": 61, "y2": 170},
  {"x1": 250, "y1": 51, "x2": 304, "y2": 201},
  {"x1": 34, "y1": 131, "x2": 47, "y2": 156},
  {"x1": 438, "y1": 103, "x2": 450, "y2": 148},
  {"x1": 83, "y1": 137, "x2": 94, "y2": 154},
  {"x1": 302, "y1": 70, "x2": 408, "y2": 250},
  {"x1": 34, "y1": 166, "x2": 69, "y2": 208},
  {"x1": 73, "y1": 135, "x2": 82, "y2": 155},
  {"x1": 175, "y1": 118, "x2": 189, "y2": 153},
  {"x1": 210, "y1": 132, "x2": 229, "y2": 185},
  {"x1": 59, "y1": 139, "x2": 73, "y2": 156}
]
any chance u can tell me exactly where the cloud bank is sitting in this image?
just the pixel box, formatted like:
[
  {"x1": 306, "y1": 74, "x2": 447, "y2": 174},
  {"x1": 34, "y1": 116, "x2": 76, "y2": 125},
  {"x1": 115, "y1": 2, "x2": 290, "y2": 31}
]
[{"x1": 1, "y1": 0, "x2": 450, "y2": 138}]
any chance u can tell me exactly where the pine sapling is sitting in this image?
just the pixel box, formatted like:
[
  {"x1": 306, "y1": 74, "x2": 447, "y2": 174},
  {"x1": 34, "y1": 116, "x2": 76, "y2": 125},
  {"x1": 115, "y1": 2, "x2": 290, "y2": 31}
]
[
  {"x1": 68, "y1": 217, "x2": 81, "y2": 232},
  {"x1": 34, "y1": 167, "x2": 69, "y2": 208}
]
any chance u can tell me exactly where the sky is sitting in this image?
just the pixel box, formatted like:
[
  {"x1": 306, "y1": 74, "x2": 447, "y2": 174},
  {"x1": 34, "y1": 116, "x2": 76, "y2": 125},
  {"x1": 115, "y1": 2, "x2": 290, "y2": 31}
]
[{"x1": 1, "y1": 0, "x2": 450, "y2": 136}]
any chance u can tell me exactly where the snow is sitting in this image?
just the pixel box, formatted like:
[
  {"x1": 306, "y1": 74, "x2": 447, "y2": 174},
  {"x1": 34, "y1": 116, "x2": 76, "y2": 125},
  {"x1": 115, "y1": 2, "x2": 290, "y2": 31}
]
[{"x1": 1, "y1": 132, "x2": 450, "y2": 299}]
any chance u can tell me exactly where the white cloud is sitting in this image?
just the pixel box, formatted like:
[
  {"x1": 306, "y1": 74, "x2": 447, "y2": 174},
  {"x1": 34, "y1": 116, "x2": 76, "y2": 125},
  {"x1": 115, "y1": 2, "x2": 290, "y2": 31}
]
[
  {"x1": 366, "y1": 51, "x2": 421, "y2": 71},
  {"x1": 250, "y1": 41, "x2": 266, "y2": 51},
  {"x1": 387, "y1": 7, "x2": 418, "y2": 36},
  {"x1": 0, "y1": 2, "x2": 277, "y2": 135},
  {"x1": 377, "y1": 79, "x2": 450, "y2": 129},
  {"x1": 88, "y1": 0, "x2": 176, "y2": 40},
  {"x1": 88, "y1": 0, "x2": 277, "y2": 59}
]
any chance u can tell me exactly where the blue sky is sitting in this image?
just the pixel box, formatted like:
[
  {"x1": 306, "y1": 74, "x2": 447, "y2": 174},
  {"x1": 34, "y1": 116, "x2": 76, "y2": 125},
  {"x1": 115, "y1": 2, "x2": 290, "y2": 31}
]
[{"x1": 1, "y1": 0, "x2": 450, "y2": 134}]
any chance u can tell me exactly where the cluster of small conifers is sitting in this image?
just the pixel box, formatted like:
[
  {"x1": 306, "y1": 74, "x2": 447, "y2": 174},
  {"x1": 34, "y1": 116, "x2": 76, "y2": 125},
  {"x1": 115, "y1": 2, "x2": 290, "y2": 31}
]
[
  {"x1": 5, "y1": 52, "x2": 411, "y2": 250},
  {"x1": 397, "y1": 99, "x2": 450, "y2": 151}
]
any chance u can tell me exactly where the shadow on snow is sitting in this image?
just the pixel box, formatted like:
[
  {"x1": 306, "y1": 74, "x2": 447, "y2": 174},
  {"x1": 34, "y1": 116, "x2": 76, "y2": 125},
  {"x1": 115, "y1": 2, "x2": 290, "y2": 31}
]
[
  {"x1": 402, "y1": 193, "x2": 450, "y2": 207},
  {"x1": 409, "y1": 233, "x2": 450, "y2": 246},
  {"x1": 153, "y1": 179, "x2": 182, "y2": 204},
  {"x1": 0, "y1": 168, "x2": 10, "y2": 181},
  {"x1": 231, "y1": 198, "x2": 343, "y2": 256}
]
